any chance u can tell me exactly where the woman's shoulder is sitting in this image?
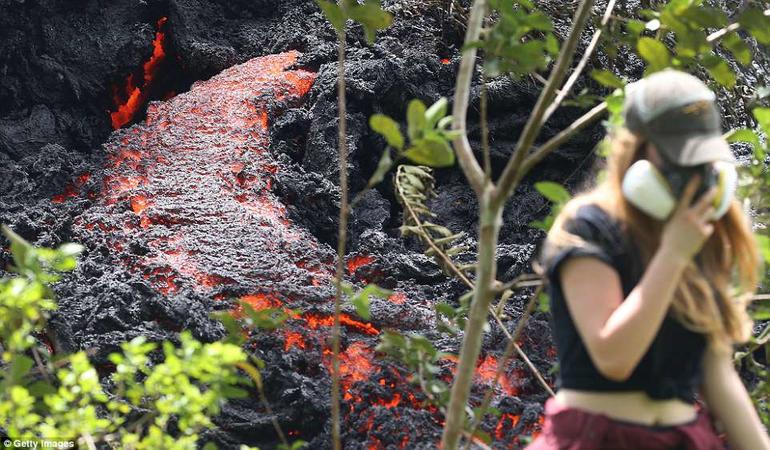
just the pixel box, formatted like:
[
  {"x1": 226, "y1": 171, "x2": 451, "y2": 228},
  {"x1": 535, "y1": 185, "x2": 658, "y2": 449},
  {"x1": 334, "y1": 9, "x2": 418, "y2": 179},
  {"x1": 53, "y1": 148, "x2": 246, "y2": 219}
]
[{"x1": 559, "y1": 197, "x2": 624, "y2": 241}]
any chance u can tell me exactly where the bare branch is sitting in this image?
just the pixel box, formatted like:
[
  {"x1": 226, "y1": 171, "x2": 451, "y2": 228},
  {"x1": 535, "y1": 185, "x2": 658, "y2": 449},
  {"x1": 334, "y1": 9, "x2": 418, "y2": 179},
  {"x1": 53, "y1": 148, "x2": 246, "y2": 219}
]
[
  {"x1": 516, "y1": 101, "x2": 608, "y2": 181},
  {"x1": 495, "y1": 0, "x2": 598, "y2": 208},
  {"x1": 541, "y1": 0, "x2": 616, "y2": 125},
  {"x1": 706, "y1": 22, "x2": 740, "y2": 42},
  {"x1": 331, "y1": 27, "x2": 348, "y2": 450},
  {"x1": 451, "y1": 0, "x2": 487, "y2": 195}
]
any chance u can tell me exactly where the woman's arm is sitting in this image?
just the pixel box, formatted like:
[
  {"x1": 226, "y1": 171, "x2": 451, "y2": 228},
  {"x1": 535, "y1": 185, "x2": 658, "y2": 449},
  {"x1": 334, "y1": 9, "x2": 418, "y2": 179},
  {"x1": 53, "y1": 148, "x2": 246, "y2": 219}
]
[
  {"x1": 559, "y1": 177, "x2": 716, "y2": 381},
  {"x1": 701, "y1": 342, "x2": 770, "y2": 450},
  {"x1": 560, "y1": 247, "x2": 688, "y2": 381}
]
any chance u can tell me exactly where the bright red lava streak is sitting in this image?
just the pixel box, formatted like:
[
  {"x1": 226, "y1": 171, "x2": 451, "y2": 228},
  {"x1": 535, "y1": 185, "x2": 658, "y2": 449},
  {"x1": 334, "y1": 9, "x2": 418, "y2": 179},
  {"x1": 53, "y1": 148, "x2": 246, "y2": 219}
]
[{"x1": 110, "y1": 17, "x2": 169, "y2": 129}]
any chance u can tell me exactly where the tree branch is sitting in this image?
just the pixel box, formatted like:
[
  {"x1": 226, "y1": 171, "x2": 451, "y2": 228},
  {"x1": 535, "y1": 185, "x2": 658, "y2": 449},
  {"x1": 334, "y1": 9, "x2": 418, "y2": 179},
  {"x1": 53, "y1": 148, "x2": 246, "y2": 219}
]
[
  {"x1": 541, "y1": 0, "x2": 616, "y2": 125},
  {"x1": 451, "y1": 0, "x2": 487, "y2": 195},
  {"x1": 515, "y1": 101, "x2": 608, "y2": 182},
  {"x1": 331, "y1": 27, "x2": 348, "y2": 450},
  {"x1": 494, "y1": 0, "x2": 597, "y2": 208}
]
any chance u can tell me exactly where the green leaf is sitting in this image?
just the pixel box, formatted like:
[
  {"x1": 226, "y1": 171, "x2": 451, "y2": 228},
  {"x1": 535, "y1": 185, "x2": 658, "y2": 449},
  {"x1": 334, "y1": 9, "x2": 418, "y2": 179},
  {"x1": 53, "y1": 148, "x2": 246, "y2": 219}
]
[
  {"x1": 366, "y1": 149, "x2": 393, "y2": 188},
  {"x1": 637, "y1": 37, "x2": 671, "y2": 72},
  {"x1": 58, "y1": 243, "x2": 85, "y2": 257},
  {"x1": 369, "y1": 114, "x2": 404, "y2": 150},
  {"x1": 347, "y1": 0, "x2": 393, "y2": 44},
  {"x1": 757, "y1": 235, "x2": 770, "y2": 264},
  {"x1": 10, "y1": 355, "x2": 34, "y2": 381},
  {"x1": 536, "y1": 291, "x2": 550, "y2": 313},
  {"x1": 407, "y1": 99, "x2": 427, "y2": 141},
  {"x1": 739, "y1": 7, "x2": 770, "y2": 45},
  {"x1": 701, "y1": 54, "x2": 736, "y2": 88},
  {"x1": 316, "y1": 0, "x2": 347, "y2": 33},
  {"x1": 626, "y1": 19, "x2": 645, "y2": 36},
  {"x1": 404, "y1": 135, "x2": 455, "y2": 168},
  {"x1": 534, "y1": 181, "x2": 571, "y2": 203},
  {"x1": 590, "y1": 69, "x2": 625, "y2": 89},
  {"x1": 349, "y1": 284, "x2": 391, "y2": 321},
  {"x1": 424, "y1": 97, "x2": 448, "y2": 129},
  {"x1": 726, "y1": 129, "x2": 760, "y2": 150},
  {"x1": 753, "y1": 107, "x2": 770, "y2": 136},
  {"x1": 721, "y1": 32, "x2": 752, "y2": 66}
]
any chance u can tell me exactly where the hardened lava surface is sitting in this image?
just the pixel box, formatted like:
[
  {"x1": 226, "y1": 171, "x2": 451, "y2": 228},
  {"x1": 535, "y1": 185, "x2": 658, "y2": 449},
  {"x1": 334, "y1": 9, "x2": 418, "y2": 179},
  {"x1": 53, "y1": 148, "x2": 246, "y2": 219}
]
[{"x1": 40, "y1": 51, "x2": 550, "y2": 449}]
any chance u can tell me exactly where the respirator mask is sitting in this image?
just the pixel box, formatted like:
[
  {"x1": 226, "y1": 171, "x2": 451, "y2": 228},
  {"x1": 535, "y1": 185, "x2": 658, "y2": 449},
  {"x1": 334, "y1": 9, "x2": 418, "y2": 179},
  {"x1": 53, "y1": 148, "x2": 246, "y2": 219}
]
[
  {"x1": 620, "y1": 70, "x2": 738, "y2": 222},
  {"x1": 621, "y1": 157, "x2": 737, "y2": 221}
]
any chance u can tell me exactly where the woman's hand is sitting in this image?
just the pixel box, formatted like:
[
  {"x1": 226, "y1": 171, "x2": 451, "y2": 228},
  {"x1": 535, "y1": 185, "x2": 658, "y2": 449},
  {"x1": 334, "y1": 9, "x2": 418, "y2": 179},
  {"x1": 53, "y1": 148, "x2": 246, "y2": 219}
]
[{"x1": 660, "y1": 175, "x2": 718, "y2": 264}]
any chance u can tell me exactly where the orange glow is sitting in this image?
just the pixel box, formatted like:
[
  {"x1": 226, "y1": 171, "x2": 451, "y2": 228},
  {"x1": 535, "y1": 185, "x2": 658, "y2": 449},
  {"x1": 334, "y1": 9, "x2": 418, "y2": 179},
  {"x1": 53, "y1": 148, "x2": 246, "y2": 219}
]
[
  {"x1": 495, "y1": 413, "x2": 521, "y2": 440},
  {"x1": 111, "y1": 17, "x2": 169, "y2": 129},
  {"x1": 475, "y1": 354, "x2": 519, "y2": 396},
  {"x1": 347, "y1": 255, "x2": 374, "y2": 273},
  {"x1": 325, "y1": 342, "x2": 375, "y2": 402},
  {"x1": 304, "y1": 313, "x2": 379, "y2": 335},
  {"x1": 441, "y1": 58, "x2": 451, "y2": 64},
  {"x1": 130, "y1": 195, "x2": 149, "y2": 214},
  {"x1": 241, "y1": 293, "x2": 282, "y2": 310},
  {"x1": 284, "y1": 331, "x2": 306, "y2": 351},
  {"x1": 388, "y1": 292, "x2": 407, "y2": 304},
  {"x1": 51, "y1": 171, "x2": 92, "y2": 204}
]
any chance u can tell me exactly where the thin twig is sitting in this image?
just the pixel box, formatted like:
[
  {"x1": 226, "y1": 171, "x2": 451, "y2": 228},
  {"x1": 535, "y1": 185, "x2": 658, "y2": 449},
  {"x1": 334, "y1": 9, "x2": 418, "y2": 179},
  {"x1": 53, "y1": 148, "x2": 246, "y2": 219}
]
[
  {"x1": 255, "y1": 372, "x2": 290, "y2": 447},
  {"x1": 481, "y1": 71, "x2": 492, "y2": 181},
  {"x1": 31, "y1": 347, "x2": 53, "y2": 384},
  {"x1": 706, "y1": 22, "x2": 740, "y2": 42},
  {"x1": 450, "y1": 0, "x2": 488, "y2": 195},
  {"x1": 541, "y1": 0, "x2": 616, "y2": 125},
  {"x1": 495, "y1": 0, "x2": 598, "y2": 208},
  {"x1": 515, "y1": 101, "x2": 608, "y2": 182},
  {"x1": 490, "y1": 309, "x2": 555, "y2": 397},
  {"x1": 331, "y1": 26, "x2": 348, "y2": 450}
]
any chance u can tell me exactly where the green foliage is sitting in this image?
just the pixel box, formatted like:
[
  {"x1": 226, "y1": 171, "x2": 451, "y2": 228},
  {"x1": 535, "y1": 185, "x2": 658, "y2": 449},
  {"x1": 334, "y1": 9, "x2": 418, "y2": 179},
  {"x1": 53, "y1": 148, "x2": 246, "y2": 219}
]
[
  {"x1": 315, "y1": 0, "x2": 393, "y2": 43},
  {"x1": 368, "y1": 98, "x2": 458, "y2": 188},
  {"x1": 395, "y1": 165, "x2": 470, "y2": 276},
  {"x1": 479, "y1": 0, "x2": 559, "y2": 77},
  {"x1": 376, "y1": 330, "x2": 452, "y2": 408},
  {"x1": 341, "y1": 282, "x2": 392, "y2": 320},
  {"x1": 0, "y1": 228, "x2": 277, "y2": 449},
  {"x1": 638, "y1": 37, "x2": 671, "y2": 72},
  {"x1": 529, "y1": 181, "x2": 572, "y2": 232}
]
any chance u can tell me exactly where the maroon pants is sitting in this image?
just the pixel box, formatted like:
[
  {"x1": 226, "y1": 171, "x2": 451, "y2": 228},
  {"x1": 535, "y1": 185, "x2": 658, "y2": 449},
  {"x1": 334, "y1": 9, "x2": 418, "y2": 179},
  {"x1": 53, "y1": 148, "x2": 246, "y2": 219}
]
[{"x1": 524, "y1": 397, "x2": 725, "y2": 450}]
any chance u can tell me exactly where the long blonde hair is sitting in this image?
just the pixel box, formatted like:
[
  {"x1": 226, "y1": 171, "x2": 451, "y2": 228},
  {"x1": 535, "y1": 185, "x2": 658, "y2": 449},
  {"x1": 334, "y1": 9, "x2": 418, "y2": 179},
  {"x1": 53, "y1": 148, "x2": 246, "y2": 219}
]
[{"x1": 541, "y1": 127, "x2": 761, "y2": 355}]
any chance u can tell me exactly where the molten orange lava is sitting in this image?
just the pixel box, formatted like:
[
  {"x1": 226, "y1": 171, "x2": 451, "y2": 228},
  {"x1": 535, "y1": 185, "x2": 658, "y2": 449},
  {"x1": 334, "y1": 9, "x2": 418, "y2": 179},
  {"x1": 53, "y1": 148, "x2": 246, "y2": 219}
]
[
  {"x1": 475, "y1": 354, "x2": 519, "y2": 396},
  {"x1": 130, "y1": 195, "x2": 149, "y2": 213},
  {"x1": 304, "y1": 313, "x2": 379, "y2": 335},
  {"x1": 110, "y1": 17, "x2": 169, "y2": 129},
  {"x1": 387, "y1": 291, "x2": 407, "y2": 304},
  {"x1": 495, "y1": 413, "x2": 521, "y2": 440},
  {"x1": 347, "y1": 255, "x2": 374, "y2": 274},
  {"x1": 284, "y1": 331, "x2": 306, "y2": 351},
  {"x1": 51, "y1": 171, "x2": 92, "y2": 204},
  {"x1": 441, "y1": 58, "x2": 451, "y2": 64}
]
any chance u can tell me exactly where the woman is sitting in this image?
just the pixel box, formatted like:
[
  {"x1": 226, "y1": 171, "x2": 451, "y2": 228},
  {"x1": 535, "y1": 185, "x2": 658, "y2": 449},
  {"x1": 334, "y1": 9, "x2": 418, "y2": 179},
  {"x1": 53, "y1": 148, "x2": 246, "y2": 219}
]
[{"x1": 525, "y1": 69, "x2": 770, "y2": 449}]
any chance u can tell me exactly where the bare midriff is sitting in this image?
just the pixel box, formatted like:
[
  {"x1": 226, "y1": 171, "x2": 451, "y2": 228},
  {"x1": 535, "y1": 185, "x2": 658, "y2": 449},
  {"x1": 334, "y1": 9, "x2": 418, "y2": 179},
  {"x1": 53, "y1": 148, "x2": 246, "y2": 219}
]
[{"x1": 554, "y1": 389, "x2": 698, "y2": 426}]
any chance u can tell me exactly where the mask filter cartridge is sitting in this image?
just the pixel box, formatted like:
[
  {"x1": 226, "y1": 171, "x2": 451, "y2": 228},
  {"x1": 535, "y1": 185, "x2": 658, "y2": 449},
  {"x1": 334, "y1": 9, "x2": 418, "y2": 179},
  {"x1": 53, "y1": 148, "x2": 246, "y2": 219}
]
[{"x1": 621, "y1": 159, "x2": 737, "y2": 221}]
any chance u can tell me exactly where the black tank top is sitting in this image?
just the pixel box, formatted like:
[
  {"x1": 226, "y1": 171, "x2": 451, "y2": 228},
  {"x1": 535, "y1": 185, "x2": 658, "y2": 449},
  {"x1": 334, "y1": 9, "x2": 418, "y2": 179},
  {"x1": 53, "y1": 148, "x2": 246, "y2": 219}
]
[{"x1": 540, "y1": 203, "x2": 707, "y2": 404}]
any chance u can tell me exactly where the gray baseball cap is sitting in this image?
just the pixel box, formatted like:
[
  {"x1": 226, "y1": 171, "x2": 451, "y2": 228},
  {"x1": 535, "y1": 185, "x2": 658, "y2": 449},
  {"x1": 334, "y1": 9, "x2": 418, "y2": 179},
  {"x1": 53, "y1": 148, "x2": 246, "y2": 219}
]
[{"x1": 622, "y1": 69, "x2": 736, "y2": 166}]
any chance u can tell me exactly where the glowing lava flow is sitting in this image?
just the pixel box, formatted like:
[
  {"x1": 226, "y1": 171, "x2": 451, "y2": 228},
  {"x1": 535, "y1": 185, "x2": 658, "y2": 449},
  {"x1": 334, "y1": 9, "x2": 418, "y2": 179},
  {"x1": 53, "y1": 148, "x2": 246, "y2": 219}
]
[
  {"x1": 110, "y1": 17, "x2": 169, "y2": 129},
  {"x1": 66, "y1": 49, "x2": 546, "y2": 448}
]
